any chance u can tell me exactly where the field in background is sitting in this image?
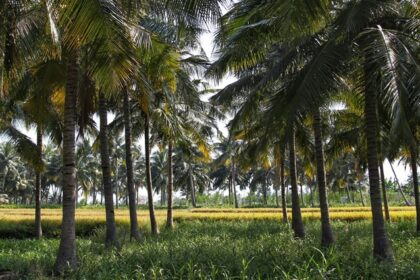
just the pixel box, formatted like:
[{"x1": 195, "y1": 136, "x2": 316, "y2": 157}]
[{"x1": 0, "y1": 206, "x2": 416, "y2": 223}]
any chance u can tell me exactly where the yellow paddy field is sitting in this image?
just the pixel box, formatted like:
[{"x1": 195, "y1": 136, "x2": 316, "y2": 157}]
[{"x1": 0, "y1": 206, "x2": 417, "y2": 224}]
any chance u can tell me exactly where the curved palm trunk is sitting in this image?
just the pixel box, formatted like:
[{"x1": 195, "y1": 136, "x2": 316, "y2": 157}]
[
  {"x1": 379, "y1": 162, "x2": 390, "y2": 222},
  {"x1": 289, "y1": 127, "x2": 304, "y2": 238},
  {"x1": 54, "y1": 53, "x2": 79, "y2": 273},
  {"x1": 280, "y1": 155, "x2": 288, "y2": 223},
  {"x1": 99, "y1": 92, "x2": 118, "y2": 247},
  {"x1": 166, "y1": 140, "x2": 174, "y2": 229},
  {"x1": 144, "y1": 114, "x2": 158, "y2": 235},
  {"x1": 410, "y1": 148, "x2": 420, "y2": 233},
  {"x1": 34, "y1": 126, "x2": 43, "y2": 239},
  {"x1": 313, "y1": 108, "x2": 334, "y2": 247},
  {"x1": 123, "y1": 90, "x2": 140, "y2": 240},
  {"x1": 364, "y1": 64, "x2": 393, "y2": 260},
  {"x1": 388, "y1": 159, "x2": 410, "y2": 206}
]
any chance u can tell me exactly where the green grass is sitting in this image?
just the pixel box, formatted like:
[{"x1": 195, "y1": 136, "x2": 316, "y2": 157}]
[{"x1": 1, "y1": 220, "x2": 420, "y2": 279}]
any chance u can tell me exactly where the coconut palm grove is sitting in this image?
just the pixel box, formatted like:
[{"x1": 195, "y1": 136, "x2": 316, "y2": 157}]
[{"x1": 1, "y1": 0, "x2": 420, "y2": 279}]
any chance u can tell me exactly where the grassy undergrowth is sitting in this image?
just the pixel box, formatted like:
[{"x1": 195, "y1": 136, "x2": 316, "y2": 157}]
[{"x1": 1, "y1": 220, "x2": 420, "y2": 279}]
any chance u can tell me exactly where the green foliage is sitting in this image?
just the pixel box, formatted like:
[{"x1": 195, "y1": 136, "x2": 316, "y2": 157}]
[{"x1": 1, "y1": 220, "x2": 420, "y2": 279}]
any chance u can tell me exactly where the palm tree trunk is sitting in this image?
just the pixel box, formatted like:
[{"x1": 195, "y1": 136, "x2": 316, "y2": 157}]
[
  {"x1": 144, "y1": 113, "x2": 158, "y2": 235},
  {"x1": 228, "y1": 174, "x2": 233, "y2": 205},
  {"x1": 232, "y1": 159, "x2": 239, "y2": 208},
  {"x1": 300, "y1": 183, "x2": 304, "y2": 207},
  {"x1": 379, "y1": 162, "x2": 390, "y2": 222},
  {"x1": 189, "y1": 165, "x2": 197, "y2": 207},
  {"x1": 115, "y1": 159, "x2": 119, "y2": 209},
  {"x1": 364, "y1": 63, "x2": 393, "y2": 260},
  {"x1": 309, "y1": 183, "x2": 314, "y2": 207},
  {"x1": 289, "y1": 127, "x2": 304, "y2": 238},
  {"x1": 313, "y1": 107, "x2": 334, "y2": 247},
  {"x1": 34, "y1": 126, "x2": 43, "y2": 239},
  {"x1": 388, "y1": 159, "x2": 410, "y2": 206},
  {"x1": 410, "y1": 148, "x2": 420, "y2": 233},
  {"x1": 280, "y1": 155, "x2": 288, "y2": 223},
  {"x1": 166, "y1": 140, "x2": 174, "y2": 229},
  {"x1": 99, "y1": 92, "x2": 118, "y2": 247},
  {"x1": 123, "y1": 90, "x2": 140, "y2": 240},
  {"x1": 54, "y1": 53, "x2": 78, "y2": 273}
]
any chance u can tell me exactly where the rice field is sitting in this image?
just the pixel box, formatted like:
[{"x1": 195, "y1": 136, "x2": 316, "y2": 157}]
[{"x1": 0, "y1": 206, "x2": 416, "y2": 224}]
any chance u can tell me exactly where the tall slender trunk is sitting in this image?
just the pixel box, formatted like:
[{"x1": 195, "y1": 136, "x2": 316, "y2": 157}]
[
  {"x1": 166, "y1": 140, "x2": 174, "y2": 229},
  {"x1": 99, "y1": 92, "x2": 118, "y2": 247},
  {"x1": 228, "y1": 174, "x2": 233, "y2": 205},
  {"x1": 262, "y1": 175, "x2": 268, "y2": 206},
  {"x1": 144, "y1": 113, "x2": 158, "y2": 235},
  {"x1": 232, "y1": 159, "x2": 239, "y2": 208},
  {"x1": 189, "y1": 165, "x2": 197, "y2": 207},
  {"x1": 54, "y1": 53, "x2": 78, "y2": 273},
  {"x1": 364, "y1": 61, "x2": 393, "y2": 260},
  {"x1": 300, "y1": 183, "x2": 304, "y2": 207},
  {"x1": 34, "y1": 126, "x2": 43, "y2": 239},
  {"x1": 123, "y1": 90, "x2": 140, "y2": 240},
  {"x1": 388, "y1": 159, "x2": 410, "y2": 206},
  {"x1": 289, "y1": 127, "x2": 304, "y2": 238},
  {"x1": 313, "y1": 108, "x2": 334, "y2": 247},
  {"x1": 115, "y1": 159, "x2": 119, "y2": 209},
  {"x1": 410, "y1": 148, "x2": 420, "y2": 233},
  {"x1": 379, "y1": 162, "x2": 390, "y2": 222},
  {"x1": 280, "y1": 155, "x2": 288, "y2": 223}
]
